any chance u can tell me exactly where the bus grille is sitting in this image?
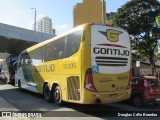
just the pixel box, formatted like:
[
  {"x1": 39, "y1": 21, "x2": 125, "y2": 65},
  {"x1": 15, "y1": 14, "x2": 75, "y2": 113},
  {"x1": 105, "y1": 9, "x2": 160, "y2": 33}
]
[
  {"x1": 67, "y1": 76, "x2": 80, "y2": 101},
  {"x1": 95, "y1": 56, "x2": 128, "y2": 66}
]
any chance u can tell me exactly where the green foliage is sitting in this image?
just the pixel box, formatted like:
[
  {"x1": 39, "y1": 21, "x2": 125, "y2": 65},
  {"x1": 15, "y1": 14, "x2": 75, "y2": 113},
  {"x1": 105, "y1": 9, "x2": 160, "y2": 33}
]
[
  {"x1": 113, "y1": 0, "x2": 160, "y2": 74},
  {"x1": 156, "y1": 16, "x2": 160, "y2": 25}
]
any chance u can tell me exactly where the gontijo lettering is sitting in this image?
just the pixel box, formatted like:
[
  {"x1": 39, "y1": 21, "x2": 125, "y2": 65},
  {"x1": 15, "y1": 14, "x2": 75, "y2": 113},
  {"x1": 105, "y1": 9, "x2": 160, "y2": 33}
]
[
  {"x1": 35, "y1": 64, "x2": 55, "y2": 72},
  {"x1": 93, "y1": 47, "x2": 130, "y2": 56}
]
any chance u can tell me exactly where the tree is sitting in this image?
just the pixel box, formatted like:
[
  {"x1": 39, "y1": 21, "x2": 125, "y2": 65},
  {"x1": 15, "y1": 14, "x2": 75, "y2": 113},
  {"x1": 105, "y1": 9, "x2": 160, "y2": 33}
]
[
  {"x1": 113, "y1": 0, "x2": 160, "y2": 75},
  {"x1": 156, "y1": 16, "x2": 160, "y2": 25}
]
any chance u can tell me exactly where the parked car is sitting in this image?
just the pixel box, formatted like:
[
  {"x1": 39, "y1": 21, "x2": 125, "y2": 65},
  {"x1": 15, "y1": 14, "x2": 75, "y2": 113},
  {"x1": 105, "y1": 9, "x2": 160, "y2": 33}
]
[{"x1": 130, "y1": 76, "x2": 160, "y2": 107}]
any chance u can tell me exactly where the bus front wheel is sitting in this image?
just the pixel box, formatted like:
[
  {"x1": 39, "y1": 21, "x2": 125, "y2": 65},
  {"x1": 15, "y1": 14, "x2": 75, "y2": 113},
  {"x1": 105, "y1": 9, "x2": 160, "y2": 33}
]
[
  {"x1": 53, "y1": 85, "x2": 63, "y2": 105},
  {"x1": 43, "y1": 84, "x2": 53, "y2": 102}
]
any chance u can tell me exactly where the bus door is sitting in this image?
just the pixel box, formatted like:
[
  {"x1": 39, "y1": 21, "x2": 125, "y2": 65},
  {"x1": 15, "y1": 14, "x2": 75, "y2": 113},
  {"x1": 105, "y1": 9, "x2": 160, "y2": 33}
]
[{"x1": 19, "y1": 52, "x2": 37, "y2": 91}]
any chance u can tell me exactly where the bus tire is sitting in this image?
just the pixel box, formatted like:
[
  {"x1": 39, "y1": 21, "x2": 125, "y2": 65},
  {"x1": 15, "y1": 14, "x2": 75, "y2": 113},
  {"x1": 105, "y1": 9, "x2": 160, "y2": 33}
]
[
  {"x1": 18, "y1": 80, "x2": 23, "y2": 92},
  {"x1": 43, "y1": 84, "x2": 53, "y2": 102},
  {"x1": 53, "y1": 85, "x2": 63, "y2": 106}
]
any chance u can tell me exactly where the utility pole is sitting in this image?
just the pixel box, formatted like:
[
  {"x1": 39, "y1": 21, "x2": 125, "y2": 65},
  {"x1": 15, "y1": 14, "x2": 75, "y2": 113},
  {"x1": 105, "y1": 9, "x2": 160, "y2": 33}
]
[{"x1": 31, "y1": 8, "x2": 36, "y2": 31}]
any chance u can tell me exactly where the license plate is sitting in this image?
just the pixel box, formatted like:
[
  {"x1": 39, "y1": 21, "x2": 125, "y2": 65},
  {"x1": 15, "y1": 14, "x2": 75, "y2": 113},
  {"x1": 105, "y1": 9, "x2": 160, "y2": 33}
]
[
  {"x1": 109, "y1": 94, "x2": 117, "y2": 98},
  {"x1": 156, "y1": 98, "x2": 160, "y2": 101}
]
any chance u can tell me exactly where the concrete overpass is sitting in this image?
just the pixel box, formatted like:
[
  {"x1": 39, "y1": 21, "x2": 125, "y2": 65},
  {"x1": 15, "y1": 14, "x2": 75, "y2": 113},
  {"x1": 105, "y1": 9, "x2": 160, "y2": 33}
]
[{"x1": 0, "y1": 23, "x2": 54, "y2": 59}]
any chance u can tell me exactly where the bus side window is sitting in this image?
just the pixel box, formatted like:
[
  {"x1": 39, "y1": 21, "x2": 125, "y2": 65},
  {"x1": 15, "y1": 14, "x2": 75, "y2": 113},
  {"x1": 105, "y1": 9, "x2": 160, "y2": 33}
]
[
  {"x1": 21, "y1": 59, "x2": 24, "y2": 65},
  {"x1": 66, "y1": 30, "x2": 81, "y2": 57},
  {"x1": 59, "y1": 51, "x2": 65, "y2": 59},
  {"x1": 53, "y1": 38, "x2": 65, "y2": 60},
  {"x1": 29, "y1": 47, "x2": 43, "y2": 64},
  {"x1": 27, "y1": 59, "x2": 31, "y2": 65},
  {"x1": 44, "y1": 43, "x2": 53, "y2": 62},
  {"x1": 53, "y1": 44, "x2": 59, "y2": 60}
]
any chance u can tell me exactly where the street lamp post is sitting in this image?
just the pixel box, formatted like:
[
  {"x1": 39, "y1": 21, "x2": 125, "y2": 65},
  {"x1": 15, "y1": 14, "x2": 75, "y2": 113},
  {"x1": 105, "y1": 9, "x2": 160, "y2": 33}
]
[{"x1": 31, "y1": 8, "x2": 36, "y2": 31}]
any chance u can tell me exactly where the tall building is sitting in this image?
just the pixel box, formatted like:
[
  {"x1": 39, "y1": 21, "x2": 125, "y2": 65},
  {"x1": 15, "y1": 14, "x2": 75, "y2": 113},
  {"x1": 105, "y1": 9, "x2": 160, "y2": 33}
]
[
  {"x1": 73, "y1": 0, "x2": 106, "y2": 27},
  {"x1": 33, "y1": 16, "x2": 53, "y2": 35}
]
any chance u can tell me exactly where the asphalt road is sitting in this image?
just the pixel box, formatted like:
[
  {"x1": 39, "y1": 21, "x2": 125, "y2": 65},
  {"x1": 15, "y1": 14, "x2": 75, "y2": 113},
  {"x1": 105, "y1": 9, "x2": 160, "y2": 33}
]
[{"x1": 0, "y1": 80, "x2": 160, "y2": 120}]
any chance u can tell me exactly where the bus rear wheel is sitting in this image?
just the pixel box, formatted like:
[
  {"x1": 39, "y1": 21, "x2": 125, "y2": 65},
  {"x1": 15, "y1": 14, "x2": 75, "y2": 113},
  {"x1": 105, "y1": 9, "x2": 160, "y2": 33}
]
[
  {"x1": 53, "y1": 85, "x2": 63, "y2": 105},
  {"x1": 43, "y1": 84, "x2": 53, "y2": 102}
]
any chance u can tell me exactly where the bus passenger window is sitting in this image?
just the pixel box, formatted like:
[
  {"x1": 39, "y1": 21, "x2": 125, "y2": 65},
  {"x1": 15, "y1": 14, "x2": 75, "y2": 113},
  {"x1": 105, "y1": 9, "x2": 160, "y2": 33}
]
[
  {"x1": 29, "y1": 47, "x2": 43, "y2": 64},
  {"x1": 44, "y1": 43, "x2": 53, "y2": 62},
  {"x1": 66, "y1": 30, "x2": 81, "y2": 57},
  {"x1": 21, "y1": 59, "x2": 24, "y2": 65},
  {"x1": 53, "y1": 46, "x2": 59, "y2": 60},
  {"x1": 59, "y1": 51, "x2": 64, "y2": 59},
  {"x1": 53, "y1": 38, "x2": 65, "y2": 60}
]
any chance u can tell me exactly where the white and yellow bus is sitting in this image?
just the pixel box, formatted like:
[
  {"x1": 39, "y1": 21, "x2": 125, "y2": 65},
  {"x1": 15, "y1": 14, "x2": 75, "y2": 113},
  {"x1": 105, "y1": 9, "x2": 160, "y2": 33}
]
[{"x1": 15, "y1": 23, "x2": 131, "y2": 105}]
